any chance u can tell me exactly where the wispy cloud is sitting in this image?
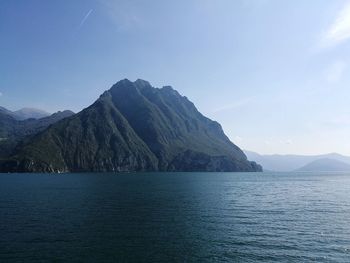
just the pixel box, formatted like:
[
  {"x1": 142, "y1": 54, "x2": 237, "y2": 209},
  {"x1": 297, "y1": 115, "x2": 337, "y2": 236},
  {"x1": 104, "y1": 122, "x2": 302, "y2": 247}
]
[
  {"x1": 212, "y1": 97, "x2": 253, "y2": 113},
  {"x1": 0, "y1": 92, "x2": 2, "y2": 96},
  {"x1": 78, "y1": 9, "x2": 93, "y2": 29},
  {"x1": 321, "y1": 2, "x2": 350, "y2": 48},
  {"x1": 325, "y1": 60, "x2": 347, "y2": 83}
]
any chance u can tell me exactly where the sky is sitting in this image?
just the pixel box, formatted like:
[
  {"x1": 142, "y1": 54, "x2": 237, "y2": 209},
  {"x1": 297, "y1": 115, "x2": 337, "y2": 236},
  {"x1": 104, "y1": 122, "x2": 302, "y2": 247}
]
[{"x1": 1, "y1": 0, "x2": 350, "y2": 155}]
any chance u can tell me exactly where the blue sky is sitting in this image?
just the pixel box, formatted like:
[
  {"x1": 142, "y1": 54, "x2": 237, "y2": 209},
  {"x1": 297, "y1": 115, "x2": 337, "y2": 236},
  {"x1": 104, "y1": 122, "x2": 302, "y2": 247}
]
[{"x1": 1, "y1": 0, "x2": 350, "y2": 155}]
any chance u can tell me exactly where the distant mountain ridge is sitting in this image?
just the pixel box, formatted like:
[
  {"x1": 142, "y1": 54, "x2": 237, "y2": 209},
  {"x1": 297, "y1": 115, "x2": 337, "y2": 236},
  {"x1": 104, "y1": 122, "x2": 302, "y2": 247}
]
[
  {"x1": 0, "y1": 109, "x2": 74, "y2": 158},
  {"x1": 0, "y1": 79, "x2": 262, "y2": 173},
  {"x1": 244, "y1": 150, "x2": 350, "y2": 172},
  {"x1": 296, "y1": 158, "x2": 350, "y2": 172},
  {"x1": 0, "y1": 106, "x2": 50, "y2": 120}
]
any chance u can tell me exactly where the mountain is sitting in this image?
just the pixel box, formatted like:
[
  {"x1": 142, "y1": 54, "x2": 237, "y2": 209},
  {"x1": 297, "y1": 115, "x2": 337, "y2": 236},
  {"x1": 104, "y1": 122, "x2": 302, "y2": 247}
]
[
  {"x1": 0, "y1": 79, "x2": 262, "y2": 173},
  {"x1": 0, "y1": 110, "x2": 75, "y2": 158},
  {"x1": 12, "y1": 108, "x2": 50, "y2": 120},
  {"x1": 244, "y1": 150, "x2": 350, "y2": 172},
  {"x1": 0, "y1": 107, "x2": 50, "y2": 120},
  {"x1": 296, "y1": 158, "x2": 350, "y2": 172},
  {"x1": 0, "y1": 110, "x2": 16, "y2": 137},
  {"x1": 0, "y1": 110, "x2": 74, "y2": 139},
  {"x1": 0, "y1": 106, "x2": 15, "y2": 117}
]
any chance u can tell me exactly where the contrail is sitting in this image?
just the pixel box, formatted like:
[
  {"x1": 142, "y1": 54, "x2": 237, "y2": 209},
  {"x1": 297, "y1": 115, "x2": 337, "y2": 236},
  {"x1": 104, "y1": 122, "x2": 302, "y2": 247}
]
[{"x1": 78, "y1": 9, "x2": 93, "y2": 29}]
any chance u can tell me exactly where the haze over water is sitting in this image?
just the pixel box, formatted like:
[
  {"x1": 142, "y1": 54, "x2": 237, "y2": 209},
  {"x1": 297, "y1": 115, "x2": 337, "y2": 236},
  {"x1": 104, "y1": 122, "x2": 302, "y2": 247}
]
[{"x1": 1, "y1": 172, "x2": 349, "y2": 262}]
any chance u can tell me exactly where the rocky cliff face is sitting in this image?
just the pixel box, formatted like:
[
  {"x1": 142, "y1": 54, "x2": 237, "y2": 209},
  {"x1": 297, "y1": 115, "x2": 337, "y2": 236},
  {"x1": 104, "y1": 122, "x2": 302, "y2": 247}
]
[{"x1": 1, "y1": 79, "x2": 262, "y2": 172}]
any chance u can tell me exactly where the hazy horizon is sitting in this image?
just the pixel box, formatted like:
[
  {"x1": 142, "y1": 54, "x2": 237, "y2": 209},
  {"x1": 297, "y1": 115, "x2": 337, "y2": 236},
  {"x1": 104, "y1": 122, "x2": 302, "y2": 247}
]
[{"x1": 1, "y1": 0, "x2": 350, "y2": 155}]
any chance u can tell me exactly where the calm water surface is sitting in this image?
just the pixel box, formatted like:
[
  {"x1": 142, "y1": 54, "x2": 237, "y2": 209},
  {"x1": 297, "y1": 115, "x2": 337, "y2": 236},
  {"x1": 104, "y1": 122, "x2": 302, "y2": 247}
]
[{"x1": 1, "y1": 172, "x2": 350, "y2": 262}]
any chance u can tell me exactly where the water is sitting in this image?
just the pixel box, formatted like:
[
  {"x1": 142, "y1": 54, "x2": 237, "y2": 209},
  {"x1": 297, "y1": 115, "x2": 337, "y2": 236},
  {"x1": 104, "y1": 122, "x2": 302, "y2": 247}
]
[{"x1": 0, "y1": 172, "x2": 350, "y2": 262}]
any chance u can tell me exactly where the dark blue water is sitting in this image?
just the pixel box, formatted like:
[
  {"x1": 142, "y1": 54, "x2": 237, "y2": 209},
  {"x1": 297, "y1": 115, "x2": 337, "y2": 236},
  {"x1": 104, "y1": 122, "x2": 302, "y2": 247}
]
[{"x1": 1, "y1": 172, "x2": 350, "y2": 262}]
